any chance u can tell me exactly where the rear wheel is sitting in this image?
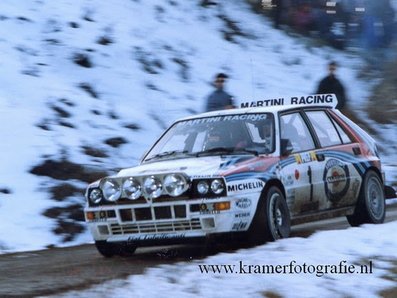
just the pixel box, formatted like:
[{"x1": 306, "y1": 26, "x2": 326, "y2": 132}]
[
  {"x1": 346, "y1": 170, "x2": 385, "y2": 226},
  {"x1": 249, "y1": 186, "x2": 291, "y2": 244},
  {"x1": 95, "y1": 241, "x2": 137, "y2": 258}
]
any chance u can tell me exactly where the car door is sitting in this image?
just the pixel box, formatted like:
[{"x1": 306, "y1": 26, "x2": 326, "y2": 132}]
[
  {"x1": 279, "y1": 112, "x2": 321, "y2": 217},
  {"x1": 304, "y1": 110, "x2": 360, "y2": 210}
]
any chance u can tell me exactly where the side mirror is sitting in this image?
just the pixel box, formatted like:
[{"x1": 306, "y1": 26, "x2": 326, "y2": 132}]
[{"x1": 280, "y1": 138, "x2": 293, "y2": 156}]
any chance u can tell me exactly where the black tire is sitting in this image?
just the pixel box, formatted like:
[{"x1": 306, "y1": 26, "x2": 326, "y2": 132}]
[
  {"x1": 249, "y1": 186, "x2": 291, "y2": 244},
  {"x1": 95, "y1": 241, "x2": 116, "y2": 258},
  {"x1": 95, "y1": 241, "x2": 137, "y2": 258},
  {"x1": 346, "y1": 170, "x2": 385, "y2": 227},
  {"x1": 117, "y1": 243, "x2": 137, "y2": 257}
]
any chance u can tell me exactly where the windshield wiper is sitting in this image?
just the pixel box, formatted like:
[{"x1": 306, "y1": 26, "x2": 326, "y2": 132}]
[
  {"x1": 145, "y1": 150, "x2": 189, "y2": 161},
  {"x1": 195, "y1": 147, "x2": 235, "y2": 157},
  {"x1": 196, "y1": 147, "x2": 262, "y2": 157},
  {"x1": 233, "y1": 148, "x2": 260, "y2": 156}
]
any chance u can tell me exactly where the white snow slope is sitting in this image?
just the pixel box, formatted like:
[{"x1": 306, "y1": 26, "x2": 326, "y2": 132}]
[{"x1": 0, "y1": 0, "x2": 396, "y2": 296}]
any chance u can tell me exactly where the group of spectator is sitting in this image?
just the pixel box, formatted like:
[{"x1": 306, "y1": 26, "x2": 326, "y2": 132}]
[
  {"x1": 269, "y1": 0, "x2": 396, "y2": 50},
  {"x1": 204, "y1": 1, "x2": 397, "y2": 113},
  {"x1": 205, "y1": 60, "x2": 347, "y2": 113}
]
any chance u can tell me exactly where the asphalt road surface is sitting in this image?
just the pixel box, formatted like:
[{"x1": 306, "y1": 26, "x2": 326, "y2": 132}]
[{"x1": 1, "y1": 203, "x2": 396, "y2": 298}]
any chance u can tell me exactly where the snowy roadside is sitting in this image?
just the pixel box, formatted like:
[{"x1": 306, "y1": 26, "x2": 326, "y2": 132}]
[
  {"x1": 46, "y1": 220, "x2": 397, "y2": 298},
  {"x1": 0, "y1": 0, "x2": 395, "y2": 255}
]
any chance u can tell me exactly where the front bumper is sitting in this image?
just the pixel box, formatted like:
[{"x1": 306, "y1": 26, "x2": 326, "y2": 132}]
[{"x1": 84, "y1": 193, "x2": 259, "y2": 245}]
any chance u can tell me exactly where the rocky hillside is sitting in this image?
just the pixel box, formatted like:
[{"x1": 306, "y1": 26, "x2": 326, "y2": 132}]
[{"x1": 0, "y1": 0, "x2": 394, "y2": 252}]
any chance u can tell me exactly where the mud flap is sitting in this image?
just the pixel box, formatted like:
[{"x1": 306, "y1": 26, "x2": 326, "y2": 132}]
[{"x1": 385, "y1": 185, "x2": 396, "y2": 199}]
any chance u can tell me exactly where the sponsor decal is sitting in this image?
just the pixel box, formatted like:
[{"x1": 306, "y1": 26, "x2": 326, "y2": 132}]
[
  {"x1": 200, "y1": 203, "x2": 220, "y2": 214},
  {"x1": 241, "y1": 98, "x2": 284, "y2": 108},
  {"x1": 232, "y1": 221, "x2": 248, "y2": 231},
  {"x1": 294, "y1": 152, "x2": 317, "y2": 164},
  {"x1": 180, "y1": 114, "x2": 269, "y2": 126},
  {"x1": 227, "y1": 181, "x2": 264, "y2": 192},
  {"x1": 127, "y1": 233, "x2": 186, "y2": 242},
  {"x1": 294, "y1": 155, "x2": 302, "y2": 164},
  {"x1": 235, "y1": 198, "x2": 252, "y2": 209},
  {"x1": 220, "y1": 156, "x2": 252, "y2": 170},
  {"x1": 235, "y1": 212, "x2": 251, "y2": 218},
  {"x1": 282, "y1": 174, "x2": 294, "y2": 186},
  {"x1": 323, "y1": 159, "x2": 350, "y2": 203},
  {"x1": 290, "y1": 94, "x2": 334, "y2": 105},
  {"x1": 241, "y1": 94, "x2": 336, "y2": 108},
  {"x1": 191, "y1": 174, "x2": 217, "y2": 178},
  {"x1": 200, "y1": 210, "x2": 220, "y2": 215}
]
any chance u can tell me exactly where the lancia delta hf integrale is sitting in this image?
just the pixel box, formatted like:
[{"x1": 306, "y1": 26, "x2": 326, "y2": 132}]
[{"x1": 84, "y1": 93, "x2": 392, "y2": 257}]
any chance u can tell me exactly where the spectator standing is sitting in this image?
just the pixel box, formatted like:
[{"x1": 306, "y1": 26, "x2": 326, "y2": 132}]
[
  {"x1": 205, "y1": 73, "x2": 235, "y2": 112},
  {"x1": 316, "y1": 61, "x2": 347, "y2": 110},
  {"x1": 271, "y1": 0, "x2": 284, "y2": 29},
  {"x1": 292, "y1": 2, "x2": 315, "y2": 34}
]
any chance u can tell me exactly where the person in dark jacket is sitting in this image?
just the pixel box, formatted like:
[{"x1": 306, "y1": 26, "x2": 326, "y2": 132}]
[
  {"x1": 316, "y1": 61, "x2": 347, "y2": 109},
  {"x1": 205, "y1": 73, "x2": 235, "y2": 112}
]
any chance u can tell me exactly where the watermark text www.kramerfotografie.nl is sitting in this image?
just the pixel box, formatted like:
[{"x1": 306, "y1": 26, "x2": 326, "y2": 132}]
[{"x1": 198, "y1": 260, "x2": 373, "y2": 277}]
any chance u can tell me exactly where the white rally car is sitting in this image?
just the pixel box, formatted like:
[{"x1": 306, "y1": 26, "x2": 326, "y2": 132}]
[{"x1": 84, "y1": 94, "x2": 393, "y2": 257}]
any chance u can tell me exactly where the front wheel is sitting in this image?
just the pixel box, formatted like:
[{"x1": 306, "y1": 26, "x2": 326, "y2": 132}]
[
  {"x1": 95, "y1": 241, "x2": 116, "y2": 258},
  {"x1": 346, "y1": 170, "x2": 385, "y2": 226},
  {"x1": 95, "y1": 241, "x2": 137, "y2": 258},
  {"x1": 249, "y1": 186, "x2": 291, "y2": 244}
]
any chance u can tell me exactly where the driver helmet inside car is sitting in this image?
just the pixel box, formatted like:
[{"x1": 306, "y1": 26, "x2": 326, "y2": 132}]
[{"x1": 204, "y1": 126, "x2": 231, "y2": 150}]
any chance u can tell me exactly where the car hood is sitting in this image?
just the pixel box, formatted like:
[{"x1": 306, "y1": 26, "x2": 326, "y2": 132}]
[{"x1": 117, "y1": 155, "x2": 278, "y2": 179}]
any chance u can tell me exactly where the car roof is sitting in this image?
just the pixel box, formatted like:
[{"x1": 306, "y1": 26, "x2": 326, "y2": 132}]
[{"x1": 179, "y1": 93, "x2": 338, "y2": 122}]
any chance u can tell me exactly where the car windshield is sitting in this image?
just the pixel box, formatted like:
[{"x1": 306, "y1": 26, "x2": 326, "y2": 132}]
[{"x1": 144, "y1": 113, "x2": 275, "y2": 161}]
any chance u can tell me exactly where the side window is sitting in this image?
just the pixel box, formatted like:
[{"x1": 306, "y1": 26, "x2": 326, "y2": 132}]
[
  {"x1": 280, "y1": 113, "x2": 315, "y2": 153},
  {"x1": 330, "y1": 116, "x2": 352, "y2": 144},
  {"x1": 305, "y1": 111, "x2": 342, "y2": 147}
]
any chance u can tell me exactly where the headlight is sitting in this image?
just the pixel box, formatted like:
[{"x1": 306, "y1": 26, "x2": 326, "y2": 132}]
[
  {"x1": 143, "y1": 176, "x2": 162, "y2": 199},
  {"x1": 89, "y1": 188, "x2": 103, "y2": 204},
  {"x1": 102, "y1": 179, "x2": 122, "y2": 202},
  {"x1": 164, "y1": 174, "x2": 188, "y2": 197},
  {"x1": 122, "y1": 177, "x2": 142, "y2": 200},
  {"x1": 211, "y1": 179, "x2": 224, "y2": 195},
  {"x1": 197, "y1": 180, "x2": 209, "y2": 195}
]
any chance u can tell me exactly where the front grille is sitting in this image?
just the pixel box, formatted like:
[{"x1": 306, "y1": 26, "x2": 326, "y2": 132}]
[
  {"x1": 135, "y1": 207, "x2": 152, "y2": 221},
  {"x1": 154, "y1": 206, "x2": 172, "y2": 219},
  {"x1": 118, "y1": 205, "x2": 187, "y2": 222},
  {"x1": 119, "y1": 209, "x2": 133, "y2": 221},
  {"x1": 110, "y1": 218, "x2": 201, "y2": 235}
]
